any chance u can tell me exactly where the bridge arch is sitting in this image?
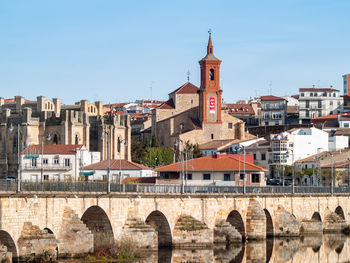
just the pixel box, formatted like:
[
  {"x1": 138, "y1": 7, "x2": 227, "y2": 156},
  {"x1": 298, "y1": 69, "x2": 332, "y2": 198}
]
[
  {"x1": 264, "y1": 209, "x2": 274, "y2": 237},
  {"x1": 335, "y1": 206, "x2": 345, "y2": 220},
  {"x1": 44, "y1": 227, "x2": 54, "y2": 234},
  {"x1": 145, "y1": 210, "x2": 172, "y2": 247},
  {"x1": 81, "y1": 206, "x2": 114, "y2": 250},
  {"x1": 0, "y1": 230, "x2": 17, "y2": 258},
  {"x1": 311, "y1": 212, "x2": 322, "y2": 222},
  {"x1": 226, "y1": 210, "x2": 245, "y2": 241}
]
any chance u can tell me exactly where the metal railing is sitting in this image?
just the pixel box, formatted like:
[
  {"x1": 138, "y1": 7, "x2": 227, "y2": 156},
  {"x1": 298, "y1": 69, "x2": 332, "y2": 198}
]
[{"x1": 1, "y1": 180, "x2": 350, "y2": 195}]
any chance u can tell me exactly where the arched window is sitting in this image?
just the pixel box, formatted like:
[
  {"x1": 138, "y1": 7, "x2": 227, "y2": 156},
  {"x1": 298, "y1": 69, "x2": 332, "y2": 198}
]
[
  {"x1": 13, "y1": 134, "x2": 18, "y2": 152},
  {"x1": 117, "y1": 138, "x2": 121, "y2": 153},
  {"x1": 209, "y1": 69, "x2": 214, "y2": 80},
  {"x1": 75, "y1": 134, "x2": 79, "y2": 145},
  {"x1": 53, "y1": 134, "x2": 58, "y2": 144}
]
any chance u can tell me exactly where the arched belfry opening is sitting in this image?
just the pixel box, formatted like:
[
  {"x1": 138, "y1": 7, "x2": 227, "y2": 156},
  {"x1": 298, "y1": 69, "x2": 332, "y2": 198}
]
[{"x1": 209, "y1": 69, "x2": 214, "y2": 80}]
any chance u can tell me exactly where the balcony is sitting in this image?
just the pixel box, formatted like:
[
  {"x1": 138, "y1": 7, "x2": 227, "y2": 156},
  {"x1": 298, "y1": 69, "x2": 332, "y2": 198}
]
[{"x1": 22, "y1": 163, "x2": 72, "y2": 171}]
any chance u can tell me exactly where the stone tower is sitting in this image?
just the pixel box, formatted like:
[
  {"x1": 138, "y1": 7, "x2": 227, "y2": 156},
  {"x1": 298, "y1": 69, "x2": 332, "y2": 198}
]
[{"x1": 198, "y1": 32, "x2": 222, "y2": 124}]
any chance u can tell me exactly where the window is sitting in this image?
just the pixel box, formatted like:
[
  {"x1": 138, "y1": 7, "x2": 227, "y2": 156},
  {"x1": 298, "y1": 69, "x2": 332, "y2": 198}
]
[
  {"x1": 344, "y1": 123, "x2": 349, "y2": 128},
  {"x1": 163, "y1": 173, "x2": 169, "y2": 179},
  {"x1": 239, "y1": 173, "x2": 245, "y2": 180},
  {"x1": 261, "y1": 153, "x2": 266, "y2": 161},
  {"x1": 53, "y1": 134, "x2": 58, "y2": 144},
  {"x1": 330, "y1": 101, "x2": 333, "y2": 106},
  {"x1": 203, "y1": 174, "x2": 211, "y2": 180},
  {"x1": 186, "y1": 174, "x2": 192, "y2": 180},
  {"x1": 318, "y1": 101, "x2": 322, "y2": 108},
  {"x1": 306, "y1": 110, "x2": 309, "y2": 117},
  {"x1": 333, "y1": 93, "x2": 336, "y2": 97},
  {"x1": 251, "y1": 174, "x2": 260, "y2": 183},
  {"x1": 253, "y1": 154, "x2": 256, "y2": 160},
  {"x1": 54, "y1": 158, "x2": 59, "y2": 164},
  {"x1": 43, "y1": 175, "x2": 49, "y2": 181},
  {"x1": 64, "y1": 158, "x2": 70, "y2": 167},
  {"x1": 209, "y1": 69, "x2": 214, "y2": 80},
  {"x1": 305, "y1": 100, "x2": 309, "y2": 108},
  {"x1": 31, "y1": 158, "x2": 37, "y2": 167},
  {"x1": 228, "y1": 123, "x2": 233, "y2": 129},
  {"x1": 301, "y1": 93, "x2": 304, "y2": 97},
  {"x1": 75, "y1": 134, "x2": 79, "y2": 144},
  {"x1": 211, "y1": 134, "x2": 214, "y2": 140},
  {"x1": 264, "y1": 112, "x2": 269, "y2": 119},
  {"x1": 314, "y1": 92, "x2": 317, "y2": 97},
  {"x1": 224, "y1": 174, "x2": 231, "y2": 181},
  {"x1": 310, "y1": 93, "x2": 313, "y2": 97},
  {"x1": 43, "y1": 158, "x2": 48, "y2": 165}
]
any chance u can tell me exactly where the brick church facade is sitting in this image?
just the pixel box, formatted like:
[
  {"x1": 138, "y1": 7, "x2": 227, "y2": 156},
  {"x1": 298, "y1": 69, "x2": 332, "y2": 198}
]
[{"x1": 152, "y1": 34, "x2": 253, "y2": 150}]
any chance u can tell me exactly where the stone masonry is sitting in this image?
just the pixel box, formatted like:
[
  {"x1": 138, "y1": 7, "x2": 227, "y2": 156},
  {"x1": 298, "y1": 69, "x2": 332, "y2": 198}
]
[{"x1": 0, "y1": 193, "x2": 349, "y2": 259}]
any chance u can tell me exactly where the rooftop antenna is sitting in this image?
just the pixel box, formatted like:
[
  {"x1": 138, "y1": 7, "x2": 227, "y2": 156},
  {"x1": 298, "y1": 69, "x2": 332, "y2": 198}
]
[
  {"x1": 187, "y1": 70, "x2": 190, "y2": 82},
  {"x1": 268, "y1": 81, "x2": 272, "y2": 95},
  {"x1": 150, "y1": 81, "x2": 154, "y2": 103},
  {"x1": 317, "y1": 80, "x2": 320, "y2": 88}
]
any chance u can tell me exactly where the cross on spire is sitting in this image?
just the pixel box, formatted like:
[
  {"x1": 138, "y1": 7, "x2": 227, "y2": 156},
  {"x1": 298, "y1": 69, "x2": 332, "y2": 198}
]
[{"x1": 187, "y1": 70, "x2": 190, "y2": 82}]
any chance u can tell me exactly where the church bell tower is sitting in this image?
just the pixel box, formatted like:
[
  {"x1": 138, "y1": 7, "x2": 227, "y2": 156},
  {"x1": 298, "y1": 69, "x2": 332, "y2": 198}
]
[{"x1": 198, "y1": 32, "x2": 222, "y2": 124}]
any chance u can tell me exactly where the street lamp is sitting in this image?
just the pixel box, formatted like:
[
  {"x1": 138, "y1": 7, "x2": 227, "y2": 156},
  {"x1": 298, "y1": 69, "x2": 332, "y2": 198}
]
[
  {"x1": 119, "y1": 138, "x2": 128, "y2": 190},
  {"x1": 8, "y1": 122, "x2": 22, "y2": 192},
  {"x1": 235, "y1": 145, "x2": 246, "y2": 194},
  {"x1": 174, "y1": 138, "x2": 185, "y2": 194},
  {"x1": 288, "y1": 148, "x2": 295, "y2": 194},
  {"x1": 41, "y1": 133, "x2": 51, "y2": 188},
  {"x1": 101, "y1": 129, "x2": 111, "y2": 193},
  {"x1": 330, "y1": 153, "x2": 334, "y2": 195}
]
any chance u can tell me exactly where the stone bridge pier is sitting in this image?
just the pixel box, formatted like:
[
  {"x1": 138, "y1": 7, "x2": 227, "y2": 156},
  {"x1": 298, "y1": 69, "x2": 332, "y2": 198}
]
[{"x1": 0, "y1": 193, "x2": 348, "y2": 260}]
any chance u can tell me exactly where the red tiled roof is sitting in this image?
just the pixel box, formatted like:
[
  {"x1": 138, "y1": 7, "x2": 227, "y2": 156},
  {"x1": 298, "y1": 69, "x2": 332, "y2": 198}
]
[
  {"x1": 82, "y1": 159, "x2": 152, "y2": 170},
  {"x1": 299, "y1": 88, "x2": 339, "y2": 92},
  {"x1": 256, "y1": 140, "x2": 270, "y2": 146},
  {"x1": 225, "y1": 104, "x2": 255, "y2": 115},
  {"x1": 261, "y1": 95, "x2": 285, "y2": 101},
  {"x1": 22, "y1": 144, "x2": 84, "y2": 155},
  {"x1": 199, "y1": 139, "x2": 236, "y2": 150},
  {"x1": 169, "y1": 82, "x2": 199, "y2": 95},
  {"x1": 287, "y1": 106, "x2": 299, "y2": 114},
  {"x1": 312, "y1": 114, "x2": 338, "y2": 121},
  {"x1": 155, "y1": 155, "x2": 266, "y2": 172},
  {"x1": 157, "y1": 99, "x2": 175, "y2": 109},
  {"x1": 321, "y1": 160, "x2": 350, "y2": 169}
]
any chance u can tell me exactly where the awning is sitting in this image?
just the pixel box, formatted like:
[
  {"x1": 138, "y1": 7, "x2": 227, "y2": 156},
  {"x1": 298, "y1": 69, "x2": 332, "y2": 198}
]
[
  {"x1": 24, "y1": 154, "x2": 39, "y2": 159},
  {"x1": 79, "y1": 171, "x2": 94, "y2": 176}
]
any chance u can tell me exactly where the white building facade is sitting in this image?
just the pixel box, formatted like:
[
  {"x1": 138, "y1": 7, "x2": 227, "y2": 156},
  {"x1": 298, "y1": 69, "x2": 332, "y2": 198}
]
[
  {"x1": 299, "y1": 87, "x2": 343, "y2": 124},
  {"x1": 21, "y1": 145, "x2": 100, "y2": 182},
  {"x1": 81, "y1": 159, "x2": 154, "y2": 182},
  {"x1": 270, "y1": 127, "x2": 329, "y2": 166}
]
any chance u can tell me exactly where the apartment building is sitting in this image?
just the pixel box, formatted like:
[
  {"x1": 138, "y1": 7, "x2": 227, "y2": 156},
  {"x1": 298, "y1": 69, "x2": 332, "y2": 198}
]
[
  {"x1": 299, "y1": 87, "x2": 343, "y2": 124},
  {"x1": 259, "y1": 96, "x2": 287, "y2": 126}
]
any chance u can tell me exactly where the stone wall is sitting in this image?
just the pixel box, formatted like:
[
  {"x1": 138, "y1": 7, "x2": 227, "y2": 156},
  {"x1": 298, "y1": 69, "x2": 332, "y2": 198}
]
[{"x1": 0, "y1": 194, "x2": 349, "y2": 259}]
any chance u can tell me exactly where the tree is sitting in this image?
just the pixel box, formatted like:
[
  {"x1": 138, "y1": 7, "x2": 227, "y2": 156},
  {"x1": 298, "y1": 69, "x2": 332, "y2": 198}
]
[
  {"x1": 183, "y1": 141, "x2": 202, "y2": 159},
  {"x1": 151, "y1": 133, "x2": 159, "y2": 147},
  {"x1": 131, "y1": 139, "x2": 147, "y2": 164},
  {"x1": 145, "y1": 146, "x2": 174, "y2": 167}
]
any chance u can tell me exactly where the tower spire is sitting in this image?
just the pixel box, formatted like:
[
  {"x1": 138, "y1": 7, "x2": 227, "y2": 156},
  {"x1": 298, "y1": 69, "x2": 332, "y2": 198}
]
[{"x1": 207, "y1": 29, "x2": 213, "y2": 55}]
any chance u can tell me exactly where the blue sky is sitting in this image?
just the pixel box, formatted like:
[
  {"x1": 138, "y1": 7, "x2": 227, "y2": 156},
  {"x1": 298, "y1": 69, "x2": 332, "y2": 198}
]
[{"x1": 1, "y1": 0, "x2": 349, "y2": 104}]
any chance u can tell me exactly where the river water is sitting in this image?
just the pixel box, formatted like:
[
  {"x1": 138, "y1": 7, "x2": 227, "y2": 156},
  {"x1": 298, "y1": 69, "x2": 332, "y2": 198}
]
[{"x1": 152, "y1": 234, "x2": 350, "y2": 263}]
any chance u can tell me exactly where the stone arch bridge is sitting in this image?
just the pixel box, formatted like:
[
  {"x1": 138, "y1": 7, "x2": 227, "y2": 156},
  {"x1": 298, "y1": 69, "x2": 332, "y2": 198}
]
[{"x1": 0, "y1": 192, "x2": 349, "y2": 260}]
